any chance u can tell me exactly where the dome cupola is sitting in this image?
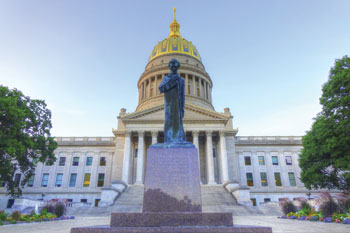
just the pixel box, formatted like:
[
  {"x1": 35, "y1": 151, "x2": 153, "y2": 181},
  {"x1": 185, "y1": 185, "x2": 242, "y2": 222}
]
[{"x1": 149, "y1": 8, "x2": 201, "y2": 62}]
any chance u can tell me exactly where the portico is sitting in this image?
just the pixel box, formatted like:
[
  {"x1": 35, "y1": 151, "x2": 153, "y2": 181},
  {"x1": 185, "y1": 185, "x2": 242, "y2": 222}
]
[{"x1": 115, "y1": 104, "x2": 237, "y2": 186}]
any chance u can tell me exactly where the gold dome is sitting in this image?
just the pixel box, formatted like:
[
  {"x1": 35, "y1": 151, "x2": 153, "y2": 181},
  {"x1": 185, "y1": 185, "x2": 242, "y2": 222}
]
[{"x1": 149, "y1": 8, "x2": 201, "y2": 62}]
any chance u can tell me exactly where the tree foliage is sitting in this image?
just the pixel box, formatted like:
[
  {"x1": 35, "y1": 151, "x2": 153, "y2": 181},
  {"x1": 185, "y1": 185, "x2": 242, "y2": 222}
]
[
  {"x1": 0, "y1": 86, "x2": 57, "y2": 196},
  {"x1": 299, "y1": 55, "x2": 350, "y2": 191}
]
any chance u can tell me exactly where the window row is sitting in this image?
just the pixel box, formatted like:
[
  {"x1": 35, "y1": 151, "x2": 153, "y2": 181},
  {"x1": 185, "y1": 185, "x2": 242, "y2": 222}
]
[
  {"x1": 246, "y1": 172, "x2": 296, "y2": 187},
  {"x1": 57, "y1": 156, "x2": 106, "y2": 167},
  {"x1": 4, "y1": 173, "x2": 107, "y2": 188},
  {"x1": 244, "y1": 155, "x2": 293, "y2": 166}
]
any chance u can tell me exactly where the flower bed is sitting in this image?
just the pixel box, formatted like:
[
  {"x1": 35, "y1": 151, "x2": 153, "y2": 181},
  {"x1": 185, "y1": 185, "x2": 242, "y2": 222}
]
[
  {"x1": 280, "y1": 211, "x2": 350, "y2": 224},
  {"x1": 0, "y1": 209, "x2": 75, "y2": 226}
]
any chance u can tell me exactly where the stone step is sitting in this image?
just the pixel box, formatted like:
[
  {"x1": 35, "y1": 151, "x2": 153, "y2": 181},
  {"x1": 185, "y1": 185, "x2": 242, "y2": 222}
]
[
  {"x1": 114, "y1": 185, "x2": 144, "y2": 205},
  {"x1": 201, "y1": 185, "x2": 238, "y2": 206},
  {"x1": 67, "y1": 185, "x2": 282, "y2": 217}
]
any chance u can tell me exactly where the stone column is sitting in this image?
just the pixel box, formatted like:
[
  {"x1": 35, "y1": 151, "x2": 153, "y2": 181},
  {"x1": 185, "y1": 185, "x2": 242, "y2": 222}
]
[
  {"x1": 192, "y1": 76, "x2": 196, "y2": 96},
  {"x1": 122, "y1": 132, "x2": 132, "y2": 184},
  {"x1": 206, "y1": 131, "x2": 216, "y2": 184},
  {"x1": 209, "y1": 86, "x2": 212, "y2": 103},
  {"x1": 206, "y1": 82, "x2": 209, "y2": 100},
  {"x1": 141, "y1": 83, "x2": 144, "y2": 101},
  {"x1": 155, "y1": 76, "x2": 158, "y2": 96},
  {"x1": 151, "y1": 131, "x2": 158, "y2": 145},
  {"x1": 185, "y1": 74, "x2": 188, "y2": 95},
  {"x1": 143, "y1": 82, "x2": 146, "y2": 99},
  {"x1": 148, "y1": 78, "x2": 152, "y2": 98},
  {"x1": 135, "y1": 131, "x2": 145, "y2": 184},
  {"x1": 192, "y1": 131, "x2": 201, "y2": 184},
  {"x1": 219, "y1": 131, "x2": 229, "y2": 184}
]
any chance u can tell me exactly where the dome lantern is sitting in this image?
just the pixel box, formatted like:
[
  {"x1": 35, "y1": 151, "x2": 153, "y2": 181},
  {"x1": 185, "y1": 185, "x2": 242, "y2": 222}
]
[
  {"x1": 169, "y1": 8, "x2": 181, "y2": 38},
  {"x1": 148, "y1": 9, "x2": 201, "y2": 62}
]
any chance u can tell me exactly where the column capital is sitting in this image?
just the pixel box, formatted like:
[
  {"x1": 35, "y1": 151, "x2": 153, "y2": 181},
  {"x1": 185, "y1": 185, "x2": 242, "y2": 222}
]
[
  {"x1": 151, "y1": 131, "x2": 158, "y2": 137},
  {"x1": 125, "y1": 131, "x2": 132, "y2": 137},
  {"x1": 192, "y1": 130, "x2": 200, "y2": 137},
  {"x1": 137, "y1": 131, "x2": 145, "y2": 137},
  {"x1": 206, "y1": 130, "x2": 213, "y2": 136},
  {"x1": 219, "y1": 131, "x2": 226, "y2": 137}
]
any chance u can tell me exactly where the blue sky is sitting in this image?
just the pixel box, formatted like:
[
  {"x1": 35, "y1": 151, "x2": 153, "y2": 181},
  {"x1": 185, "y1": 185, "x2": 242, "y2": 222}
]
[{"x1": 1, "y1": 0, "x2": 350, "y2": 136}]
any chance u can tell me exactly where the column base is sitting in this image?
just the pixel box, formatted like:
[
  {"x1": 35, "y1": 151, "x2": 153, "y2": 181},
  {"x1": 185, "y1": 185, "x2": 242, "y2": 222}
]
[{"x1": 207, "y1": 181, "x2": 217, "y2": 185}]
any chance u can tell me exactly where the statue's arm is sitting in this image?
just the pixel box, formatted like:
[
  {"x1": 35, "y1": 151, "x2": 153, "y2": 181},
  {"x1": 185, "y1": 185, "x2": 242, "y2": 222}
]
[{"x1": 159, "y1": 76, "x2": 178, "y2": 93}]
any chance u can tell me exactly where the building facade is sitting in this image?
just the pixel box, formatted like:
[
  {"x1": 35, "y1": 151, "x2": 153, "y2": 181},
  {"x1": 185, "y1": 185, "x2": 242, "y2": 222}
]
[{"x1": 0, "y1": 13, "x2": 318, "y2": 209}]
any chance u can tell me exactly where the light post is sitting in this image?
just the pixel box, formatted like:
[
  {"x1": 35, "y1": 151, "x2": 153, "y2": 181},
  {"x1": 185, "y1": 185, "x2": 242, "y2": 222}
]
[{"x1": 306, "y1": 192, "x2": 311, "y2": 200}]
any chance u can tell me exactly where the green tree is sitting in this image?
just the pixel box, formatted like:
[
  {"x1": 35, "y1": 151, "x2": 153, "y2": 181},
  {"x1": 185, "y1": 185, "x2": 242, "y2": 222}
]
[
  {"x1": 0, "y1": 86, "x2": 57, "y2": 196},
  {"x1": 299, "y1": 55, "x2": 350, "y2": 191}
]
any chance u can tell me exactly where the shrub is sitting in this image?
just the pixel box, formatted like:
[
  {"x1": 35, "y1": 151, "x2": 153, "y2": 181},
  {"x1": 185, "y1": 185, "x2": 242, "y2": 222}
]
[
  {"x1": 0, "y1": 210, "x2": 8, "y2": 221},
  {"x1": 336, "y1": 192, "x2": 350, "y2": 214},
  {"x1": 10, "y1": 211, "x2": 21, "y2": 221},
  {"x1": 41, "y1": 207, "x2": 48, "y2": 215},
  {"x1": 280, "y1": 200, "x2": 296, "y2": 215},
  {"x1": 299, "y1": 199, "x2": 312, "y2": 211},
  {"x1": 43, "y1": 203, "x2": 55, "y2": 214},
  {"x1": 319, "y1": 192, "x2": 338, "y2": 217},
  {"x1": 8, "y1": 219, "x2": 17, "y2": 224},
  {"x1": 0, "y1": 220, "x2": 3, "y2": 225},
  {"x1": 54, "y1": 202, "x2": 66, "y2": 217}
]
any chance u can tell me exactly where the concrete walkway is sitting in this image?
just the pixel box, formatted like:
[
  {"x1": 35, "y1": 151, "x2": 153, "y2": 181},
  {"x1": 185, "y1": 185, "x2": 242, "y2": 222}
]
[{"x1": 1, "y1": 216, "x2": 349, "y2": 233}]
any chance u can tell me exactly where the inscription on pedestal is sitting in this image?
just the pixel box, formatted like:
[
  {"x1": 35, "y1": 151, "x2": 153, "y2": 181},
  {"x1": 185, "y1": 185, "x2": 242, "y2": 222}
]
[{"x1": 143, "y1": 147, "x2": 201, "y2": 212}]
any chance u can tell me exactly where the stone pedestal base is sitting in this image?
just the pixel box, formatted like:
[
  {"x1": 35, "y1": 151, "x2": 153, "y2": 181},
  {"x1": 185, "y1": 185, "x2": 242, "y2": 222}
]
[
  {"x1": 110, "y1": 212, "x2": 233, "y2": 227},
  {"x1": 71, "y1": 225, "x2": 272, "y2": 233}
]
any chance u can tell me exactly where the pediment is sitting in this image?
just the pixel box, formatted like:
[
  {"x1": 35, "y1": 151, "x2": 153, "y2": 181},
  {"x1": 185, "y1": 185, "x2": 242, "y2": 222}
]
[{"x1": 121, "y1": 104, "x2": 229, "y2": 124}]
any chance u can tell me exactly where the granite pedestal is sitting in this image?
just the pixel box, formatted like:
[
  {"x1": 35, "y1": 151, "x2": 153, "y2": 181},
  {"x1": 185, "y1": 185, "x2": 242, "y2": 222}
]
[{"x1": 71, "y1": 147, "x2": 272, "y2": 233}]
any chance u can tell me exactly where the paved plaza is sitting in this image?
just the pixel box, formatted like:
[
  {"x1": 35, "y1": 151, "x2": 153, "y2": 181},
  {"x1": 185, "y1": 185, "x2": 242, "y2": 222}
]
[{"x1": 1, "y1": 216, "x2": 349, "y2": 233}]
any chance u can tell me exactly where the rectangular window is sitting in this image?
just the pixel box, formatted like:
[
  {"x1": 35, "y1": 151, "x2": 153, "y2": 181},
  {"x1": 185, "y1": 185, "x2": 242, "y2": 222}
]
[
  {"x1": 59, "y1": 157, "x2": 66, "y2": 166},
  {"x1": 0, "y1": 181, "x2": 5, "y2": 187},
  {"x1": 285, "y1": 156, "x2": 292, "y2": 165},
  {"x1": 288, "y1": 172, "x2": 296, "y2": 186},
  {"x1": 72, "y1": 157, "x2": 79, "y2": 166},
  {"x1": 246, "y1": 173, "x2": 254, "y2": 186},
  {"x1": 258, "y1": 156, "x2": 265, "y2": 165},
  {"x1": 97, "y1": 173, "x2": 105, "y2": 187},
  {"x1": 86, "y1": 157, "x2": 93, "y2": 166},
  {"x1": 244, "y1": 156, "x2": 251, "y2": 165},
  {"x1": 99, "y1": 157, "x2": 106, "y2": 166},
  {"x1": 264, "y1": 198, "x2": 271, "y2": 203},
  {"x1": 27, "y1": 175, "x2": 35, "y2": 187},
  {"x1": 41, "y1": 173, "x2": 49, "y2": 187},
  {"x1": 69, "y1": 173, "x2": 77, "y2": 187},
  {"x1": 260, "y1": 172, "x2": 268, "y2": 186},
  {"x1": 14, "y1": 174, "x2": 21, "y2": 186},
  {"x1": 272, "y1": 156, "x2": 279, "y2": 165},
  {"x1": 55, "y1": 173, "x2": 63, "y2": 187},
  {"x1": 135, "y1": 149, "x2": 138, "y2": 158},
  {"x1": 274, "y1": 172, "x2": 282, "y2": 186},
  {"x1": 80, "y1": 199, "x2": 87, "y2": 203},
  {"x1": 213, "y1": 149, "x2": 216, "y2": 158},
  {"x1": 83, "y1": 173, "x2": 91, "y2": 187}
]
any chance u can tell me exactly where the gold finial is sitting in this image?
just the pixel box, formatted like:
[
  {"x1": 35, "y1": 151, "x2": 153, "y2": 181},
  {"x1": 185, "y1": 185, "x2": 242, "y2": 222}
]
[{"x1": 169, "y1": 8, "x2": 181, "y2": 38}]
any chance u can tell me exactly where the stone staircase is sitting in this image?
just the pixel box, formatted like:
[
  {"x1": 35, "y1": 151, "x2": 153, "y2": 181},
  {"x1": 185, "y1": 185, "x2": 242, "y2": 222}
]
[
  {"x1": 201, "y1": 185, "x2": 281, "y2": 216},
  {"x1": 67, "y1": 185, "x2": 281, "y2": 216}
]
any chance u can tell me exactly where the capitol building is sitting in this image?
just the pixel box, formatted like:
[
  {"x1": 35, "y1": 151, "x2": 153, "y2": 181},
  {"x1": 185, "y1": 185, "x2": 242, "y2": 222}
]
[{"x1": 1, "y1": 13, "x2": 316, "y2": 210}]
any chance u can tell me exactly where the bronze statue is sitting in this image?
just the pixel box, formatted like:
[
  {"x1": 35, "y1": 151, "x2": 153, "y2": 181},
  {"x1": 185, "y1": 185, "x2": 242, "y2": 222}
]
[{"x1": 154, "y1": 59, "x2": 193, "y2": 147}]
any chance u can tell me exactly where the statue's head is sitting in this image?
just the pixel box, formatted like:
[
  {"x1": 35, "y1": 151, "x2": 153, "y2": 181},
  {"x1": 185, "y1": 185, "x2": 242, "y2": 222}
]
[{"x1": 168, "y1": 59, "x2": 180, "y2": 74}]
